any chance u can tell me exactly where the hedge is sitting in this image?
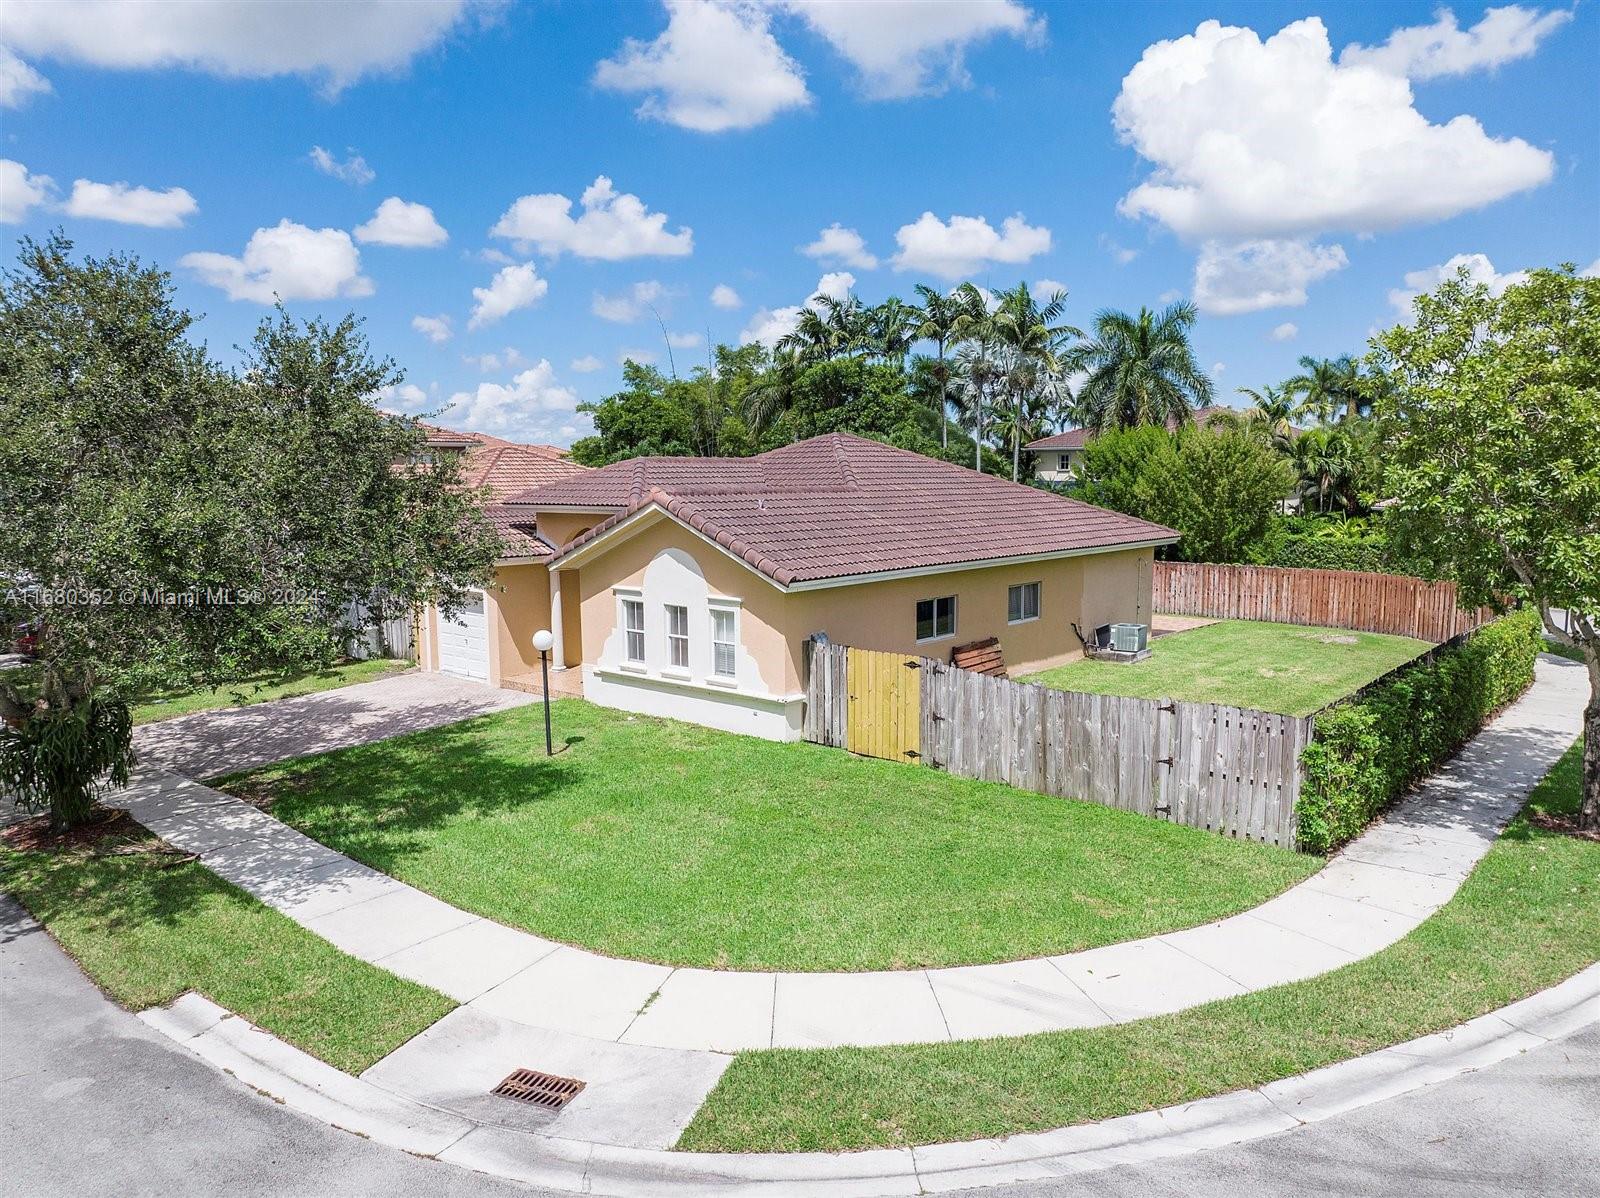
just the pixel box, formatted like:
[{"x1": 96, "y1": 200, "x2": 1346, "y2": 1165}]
[{"x1": 1295, "y1": 607, "x2": 1544, "y2": 853}]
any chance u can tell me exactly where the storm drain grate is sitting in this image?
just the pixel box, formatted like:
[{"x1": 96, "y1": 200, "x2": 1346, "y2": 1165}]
[{"x1": 491, "y1": 1068, "x2": 586, "y2": 1110}]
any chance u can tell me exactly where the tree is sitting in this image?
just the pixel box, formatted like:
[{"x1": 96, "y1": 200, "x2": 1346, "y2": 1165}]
[
  {"x1": 1142, "y1": 425, "x2": 1295, "y2": 563},
  {"x1": 1285, "y1": 354, "x2": 1362, "y2": 424},
  {"x1": 1074, "y1": 301, "x2": 1212, "y2": 432},
  {"x1": 1373, "y1": 263, "x2": 1600, "y2": 829},
  {"x1": 1076, "y1": 425, "x2": 1174, "y2": 516},
  {"x1": 1238, "y1": 383, "x2": 1298, "y2": 451},
  {"x1": 870, "y1": 296, "x2": 920, "y2": 368},
  {"x1": 0, "y1": 236, "x2": 500, "y2": 828},
  {"x1": 990, "y1": 283, "x2": 1082, "y2": 481},
  {"x1": 913, "y1": 283, "x2": 965, "y2": 448},
  {"x1": 571, "y1": 361, "x2": 699, "y2": 463}
]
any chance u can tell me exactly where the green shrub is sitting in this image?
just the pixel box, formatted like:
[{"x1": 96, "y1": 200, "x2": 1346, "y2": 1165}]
[{"x1": 1296, "y1": 607, "x2": 1543, "y2": 853}]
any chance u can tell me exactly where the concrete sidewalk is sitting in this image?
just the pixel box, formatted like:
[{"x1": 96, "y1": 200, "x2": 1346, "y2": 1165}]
[{"x1": 104, "y1": 655, "x2": 1589, "y2": 1055}]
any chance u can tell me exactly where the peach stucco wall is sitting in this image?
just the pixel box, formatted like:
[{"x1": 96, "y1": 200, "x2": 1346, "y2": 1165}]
[
  {"x1": 487, "y1": 563, "x2": 552, "y2": 683},
  {"x1": 537, "y1": 511, "x2": 602, "y2": 550},
  {"x1": 571, "y1": 518, "x2": 1156, "y2": 697}
]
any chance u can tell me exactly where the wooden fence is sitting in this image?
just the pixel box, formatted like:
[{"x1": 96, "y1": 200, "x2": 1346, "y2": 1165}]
[
  {"x1": 805, "y1": 640, "x2": 1310, "y2": 848},
  {"x1": 1152, "y1": 561, "x2": 1494, "y2": 643}
]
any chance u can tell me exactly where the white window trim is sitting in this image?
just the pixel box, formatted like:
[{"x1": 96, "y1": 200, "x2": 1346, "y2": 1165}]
[
  {"x1": 664, "y1": 602, "x2": 690, "y2": 670},
  {"x1": 617, "y1": 592, "x2": 647, "y2": 665},
  {"x1": 709, "y1": 603, "x2": 738, "y2": 680},
  {"x1": 1008, "y1": 581, "x2": 1041, "y2": 626},
  {"x1": 914, "y1": 595, "x2": 958, "y2": 644}
]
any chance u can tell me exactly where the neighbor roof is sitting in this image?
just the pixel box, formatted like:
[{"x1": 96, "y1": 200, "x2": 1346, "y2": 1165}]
[
  {"x1": 419, "y1": 422, "x2": 587, "y2": 502},
  {"x1": 516, "y1": 433, "x2": 1177, "y2": 588},
  {"x1": 1024, "y1": 406, "x2": 1237, "y2": 452}
]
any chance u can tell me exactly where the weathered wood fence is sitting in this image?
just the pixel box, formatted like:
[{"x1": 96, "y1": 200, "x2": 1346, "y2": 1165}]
[
  {"x1": 1153, "y1": 561, "x2": 1495, "y2": 643},
  {"x1": 805, "y1": 641, "x2": 1310, "y2": 848}
]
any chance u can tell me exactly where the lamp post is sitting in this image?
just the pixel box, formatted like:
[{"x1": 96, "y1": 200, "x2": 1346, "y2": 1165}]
[{"x1": 532, "y1": 629, "x2": 555, "y2": 756}]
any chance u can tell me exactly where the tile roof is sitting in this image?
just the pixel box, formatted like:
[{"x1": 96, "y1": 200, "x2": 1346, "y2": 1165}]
[
  {"x1": 418, "y1": 422, "x2": 588, "y2": 555},
  {"x1": 484, "y1": 503, "x2": 553, "y2": 561},
  {"x1": 519, "y1": 433, "x2": 1177, "y2": 587},
  {"x1": 1024, "y1": 406, "x2": 1238, "y2": 452}
]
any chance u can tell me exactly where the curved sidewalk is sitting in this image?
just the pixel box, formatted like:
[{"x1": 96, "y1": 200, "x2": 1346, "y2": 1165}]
[
  {"x1": 107, "y1": 655, "x2": 1586, "y2": 1055},
  {"x1": 136, "y1": 966, "x2": 1600, "y2": 1196}
]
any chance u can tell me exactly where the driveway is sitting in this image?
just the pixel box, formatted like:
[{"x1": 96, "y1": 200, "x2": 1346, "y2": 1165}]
[
  {"x1": 4, "y1": 896, "x2": 1596, "y2": 1198},
  {"x1": 132, "y1": 671, "x2": 533, "y2": 780}
]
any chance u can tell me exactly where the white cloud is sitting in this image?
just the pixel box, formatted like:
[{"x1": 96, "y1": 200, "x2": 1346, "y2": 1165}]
[
  {"x1": 64, "y1": 179, "x2": 197, "y2": 227},
  {"x1": 376, "y1": 381, "x2": 428, "y2": 409},
  {"x1": 181, "y1": 220, "x2": 374, "y2": 303},
  {"x1": 1581, "y1": 259, "x2": 1600, "y2": 279},
  {"x1": 1033, "y1": 277, "x2": 1067, "y2": 297},
  {"x1": 1341, "y1": 5, "x2": 1573, "y2": 81},
  {"x1": 594, "y1": 0, "x2": 809, "y2": 133},
  {"x1": 619, "y1": 347, "x2": 658, "y2": 365},
  {"x1": 443, "y1": 359, "x2": 581, "y2": 442},
  {"x1": 779, "y1": 0, "x2": 1043, "y2": 99},
  {"x1": 890, "y1": 211, "x2": 1050, "y2": 279},
  {"x1": 710, "y1": 282, "x2": 742, "y2": 309},
  {"x1": 1193, "y1": 238, "x2": 1348, "y2": 315},
  {"x1": 591, "y1": 279, "x2": 668, "y2": 323},
  {"x1": 1098, "y1": 233, "x2": 1137, "y2": 265},
  {"x1": 802, "y1": 222, "x2": 878, "y2": 269},
  {"x1": 468, "y1": 262, "x2": 548, "y2": 330},
  {"x1": 3, "y1": 0, "x2": 479, "y2": 92},
  {"x1": 1113, "y1": 18, "x2": 1554, "y2": 242},
  {"x1": 490, "y1": 175, "x2": 692, "y2": 260},
  {"x1": 740, "y1": 270, "x2": 855, "y2": 348},
  {"x1": 1387, "y1": 252, "x2": 1531, "y2": 315},
  {"x1": 476, "y1": 246, "x2": 514, "y2": 265},
  {"x1": 0, "y1": 45, "x2": 51, "y2": 108},
  {"x1": 570, "y1": 354, "x2": 604, "y2": 373},
  {"x1": 354, "y1": 197, "x2": 447, "y2": 247},
  {"x1": 667, "y1": 331, "x2": 703, "y2": 348},
  {"x1": 412, "y1": 313, "x2": 453, "y2": 343},
  {"x1": 1270, "y1": 321, "x2": 1299, "y2": 341},
  {"x1": 309, "y1": 145, "x2": 375, "y2": 185},
  {"x1": 0, "y1": 159, "x2": 55, "y2": 223},
  {"x1": 1211, "y1": 362, "x2": 1226, "y2": 376},
  {"x1": 464, "y1": 348, "x2": 527, "y2": 372}
]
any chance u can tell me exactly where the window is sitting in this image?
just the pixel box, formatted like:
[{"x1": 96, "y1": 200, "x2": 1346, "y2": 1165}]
[
  {"x1": 1008, "y1": 582, "x2": 1040, "y2": 624},
  {"x1": 665, "y1": 603, "x2": 689, "y2": 669},
  {"x1": 711, "y1": 607, "x2": 737, "y2": 678},
  {"x1": 622, "y1": 599, "x2": 645, "y2": 663},
  {"x1": 915, "y1": 595, "x2": 956, "y2": 642}
]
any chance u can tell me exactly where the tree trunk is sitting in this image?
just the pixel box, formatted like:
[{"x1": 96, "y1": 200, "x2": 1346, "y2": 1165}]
[
  {"x1": 1012, "y1": 408, "x2": 1020, "y2": 482},
  {"x1": 939, "y1": 345, "x2": 949, "y2": 450},
  {"x1": 1581, "y1": 652, "x2": 1599, "y2": 830}
]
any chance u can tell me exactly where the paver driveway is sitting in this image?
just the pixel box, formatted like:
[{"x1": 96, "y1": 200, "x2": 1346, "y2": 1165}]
[{"x1": 132, "y1": 671, "x2": 533, "y2": 779}]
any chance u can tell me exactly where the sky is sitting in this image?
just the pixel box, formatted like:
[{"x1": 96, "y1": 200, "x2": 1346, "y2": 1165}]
[{"x1": 2, "y1": 0, "x2": 1597, "y2": 447}]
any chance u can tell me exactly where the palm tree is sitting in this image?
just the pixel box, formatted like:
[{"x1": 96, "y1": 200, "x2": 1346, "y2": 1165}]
[
  {"x1": 869, "y1": 297, "x2": 920, "y2": 368},
  {"x1": 773, "y1": 306, "x2": 835, "y2": 364},
  {"x1": 1289, "y1": 425, "x2": 1361, "y2": 514},
  {"x1": 951, "y1": 319, "x2": 1000, "y2": 473},
  {"x1": 913, "y1": 284, "x2": 966, "y2": 449},
  {"x1": 816, "y1": 293, "x2": 870, "y2": 356},
  {"x1": 1285, "y1": 354, "x2": 1361, "y2": 424},
  {"x1": 1238, "y1": 383, "x2": 1298, "y2": 451},
  {"x1": 989, "y1": 282, "x2": 1082, "y2": 480},
  {"x1": 1073, "y1": 301, "x2": 1212, "y2": 433}
]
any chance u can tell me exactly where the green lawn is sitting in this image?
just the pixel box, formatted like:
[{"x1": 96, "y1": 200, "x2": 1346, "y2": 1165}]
[
  {"x1": 223, "y1": 700, "x2": 1319, "y2": 972},
  {"x1": 677, "y1": 741, "x2": 1599, "y2": 1152},
  {"x1": 131, "y1": 658, "x2": 412, "y2": 724},
  {"x1": 0, "y1": 818, "x2": 452, "y2": 1073},
  {"x1": 1022, "y1": 619, "x2": 1430, "y2": 715}
]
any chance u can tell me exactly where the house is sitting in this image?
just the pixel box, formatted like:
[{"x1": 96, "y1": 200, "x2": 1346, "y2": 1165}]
[
  {"x1": 418, "y1": 432, "x2": 1177, "y2": 740},
  {"x1": 411, "y1": 424, "x2": 590, "y2": 682},
  {"x1": 1025, "y1": 406, "x2": 1240, "y2": 483}
]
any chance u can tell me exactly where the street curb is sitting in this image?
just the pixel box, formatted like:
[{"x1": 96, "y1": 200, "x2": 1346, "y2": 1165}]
[{"x1": 140, "y1": 963, "x2": 1600, "y2": 1196}]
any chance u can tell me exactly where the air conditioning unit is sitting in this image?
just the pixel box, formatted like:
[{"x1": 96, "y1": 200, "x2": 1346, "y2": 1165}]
[{"x1": 1110, "y1": 622, "x2": 1148, "y2": 653}]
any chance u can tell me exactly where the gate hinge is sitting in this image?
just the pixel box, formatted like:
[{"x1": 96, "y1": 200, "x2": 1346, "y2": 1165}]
[
  {"x1": 1158, "y1": 702, "x2": 1176, "y2": 713},
  {"x1": 1158, "y1": 756, "x2": 1174, "y2": 767},
  {"x1": 904, "y1": 749, "x2": 921, "y2": 759},
  {"x1": 903, "y1": 659, "x2": 921, "y2": 670}
]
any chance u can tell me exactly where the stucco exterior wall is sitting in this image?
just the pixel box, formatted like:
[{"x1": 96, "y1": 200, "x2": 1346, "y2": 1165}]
[
  {"x1": 537, "y1": 511, "x2": 603, "y2": 550},
  {"x1": 488, "y1": 563, "x2": 552, "y2": 682},
  {"x1": 1030, "y1": 448, "x2": 1085, "y2": 483}
]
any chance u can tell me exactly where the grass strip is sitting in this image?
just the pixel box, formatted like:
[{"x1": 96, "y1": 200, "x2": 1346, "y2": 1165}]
[
  {"x1": 131, "y1": 658, "x2": 412, "y2": 724},
  {"x1": 1022, "y1": 619, "x2": 1429, "y2": 716},
  {"x1": 224, "y1": 699, "x2": 1317, "y2": 972},
  {"x1": 1, "y1": 818, "x2": 453, "y2": 1074},
  {"x1": 677, "y1": 741, "x2": 1599, "y2": 1152}
]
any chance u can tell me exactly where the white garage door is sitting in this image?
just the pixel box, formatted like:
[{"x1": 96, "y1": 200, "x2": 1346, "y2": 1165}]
[{"x1": 437, "y1": 593, "x2": 488, "y2": 680}]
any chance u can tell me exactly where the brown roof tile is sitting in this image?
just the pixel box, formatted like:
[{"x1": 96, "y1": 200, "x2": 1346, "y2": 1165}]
[{"x1": 524, "y1": 433, "x2": 1177, "y2": 586}]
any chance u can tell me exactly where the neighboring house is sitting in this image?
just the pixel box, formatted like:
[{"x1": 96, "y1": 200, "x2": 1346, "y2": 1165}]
[
  {"x1": 412, "y1": 424, "x2": 589, "y2": 682},
  {"x1": 418, "y1": 432, "x2": 1176, "y2": 741},
  {"x1": 1025, "y1": 406, "x2": 1241, "y2": 483}
]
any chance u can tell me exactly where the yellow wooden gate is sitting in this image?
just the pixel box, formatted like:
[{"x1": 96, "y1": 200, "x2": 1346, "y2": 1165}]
[{"x1": 845, "y1": 647, "x2": 921, "y2": 762}]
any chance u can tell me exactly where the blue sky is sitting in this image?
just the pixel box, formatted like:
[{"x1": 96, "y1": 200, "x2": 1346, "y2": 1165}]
[{"x1": 3, "y1": 1, "x2": 1596, "y2": 446}]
